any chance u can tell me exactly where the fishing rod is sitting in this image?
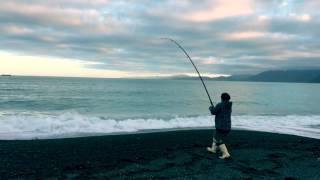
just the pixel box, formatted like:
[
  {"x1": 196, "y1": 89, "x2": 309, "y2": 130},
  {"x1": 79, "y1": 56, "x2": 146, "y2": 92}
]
[{"x1": 161, "y1": 38, "x2": 214, "y2": 106}]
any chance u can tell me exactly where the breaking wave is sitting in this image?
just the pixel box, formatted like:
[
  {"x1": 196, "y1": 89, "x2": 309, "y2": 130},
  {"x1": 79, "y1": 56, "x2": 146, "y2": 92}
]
[{"x1": 0, "y1": 111, "x2": 319, "y2": 140}]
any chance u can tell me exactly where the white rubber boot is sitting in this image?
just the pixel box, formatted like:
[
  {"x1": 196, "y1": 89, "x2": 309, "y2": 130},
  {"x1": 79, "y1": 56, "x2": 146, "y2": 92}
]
[
  {"x1": 218, "y1": 144, "x2": 231, "y2": 159},
  {"x1": 206, "y1": 143, "x2": 217, "y2": 153}
]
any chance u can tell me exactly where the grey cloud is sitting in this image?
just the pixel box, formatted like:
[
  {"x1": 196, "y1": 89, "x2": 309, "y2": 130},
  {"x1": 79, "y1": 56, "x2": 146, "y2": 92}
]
[{"x1": 1, "y1": 0, "x2": 320, "y2": 76}]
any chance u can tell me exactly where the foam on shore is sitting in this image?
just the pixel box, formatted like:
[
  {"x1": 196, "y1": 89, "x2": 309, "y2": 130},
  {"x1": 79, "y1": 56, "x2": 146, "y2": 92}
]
[{"x1": 0, "y1": 111, "x2": 319, "y2": 140}]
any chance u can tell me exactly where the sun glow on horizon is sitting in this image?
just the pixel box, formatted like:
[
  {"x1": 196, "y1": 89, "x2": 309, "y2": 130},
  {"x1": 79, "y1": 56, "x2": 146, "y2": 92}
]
[
  {"x1": 0, "y1": 51, "x2": 130, "y2": 78},
  {"x1": 0, "y1": 51, "x2": 228, "y2": 78}
]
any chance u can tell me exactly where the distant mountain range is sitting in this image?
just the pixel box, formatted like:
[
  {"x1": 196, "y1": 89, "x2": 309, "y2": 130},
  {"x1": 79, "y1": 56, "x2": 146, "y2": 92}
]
[{"x1": 170, "y1": 70, "x2": 320, "y2": 83}]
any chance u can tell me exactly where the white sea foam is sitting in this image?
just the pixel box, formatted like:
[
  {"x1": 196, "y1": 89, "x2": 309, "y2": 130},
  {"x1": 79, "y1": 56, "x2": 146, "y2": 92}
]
[{"x1": 0, "y1": 111, "x2": 319, "y2": 140}]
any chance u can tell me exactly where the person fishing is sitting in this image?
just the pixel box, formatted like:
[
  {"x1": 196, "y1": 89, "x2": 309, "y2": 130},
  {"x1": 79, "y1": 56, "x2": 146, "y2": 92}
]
[
  {"x1": 207, "y1": 92, "x2": 232, "y2": 159},
  {"x1": 162, "y1": 38, "x2": 232, "y2": 159}
]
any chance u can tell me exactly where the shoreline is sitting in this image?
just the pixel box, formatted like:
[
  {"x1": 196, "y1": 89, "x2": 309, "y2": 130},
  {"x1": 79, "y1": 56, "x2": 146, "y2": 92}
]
[
  {"x1": 1, "y1": 126, "x2": 319, "y2": 141},
  {"x1": 1, "y1": 129, "x2": 319, "y2": 179}
]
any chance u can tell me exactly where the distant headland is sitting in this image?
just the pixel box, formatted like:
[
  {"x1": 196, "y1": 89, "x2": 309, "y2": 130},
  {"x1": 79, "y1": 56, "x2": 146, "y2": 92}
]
[
  {"x1": 1, "y1": 74, "x2": 12, "y2": 77},
  {"x1": 169, "y1": 69, "x2": 320, "y2": 83}
]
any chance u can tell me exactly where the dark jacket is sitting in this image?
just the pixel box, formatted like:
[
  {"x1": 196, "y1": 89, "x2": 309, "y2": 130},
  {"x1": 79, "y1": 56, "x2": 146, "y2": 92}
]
[{"x1": 209, "y1": 101, "x2": 232, "y2": 131}]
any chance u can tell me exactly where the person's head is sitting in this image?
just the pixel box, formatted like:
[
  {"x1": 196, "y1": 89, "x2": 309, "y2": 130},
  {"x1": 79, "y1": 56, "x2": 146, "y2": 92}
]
[{"x1": 221, "y1": 92, "x2": 231, "y2": 102}]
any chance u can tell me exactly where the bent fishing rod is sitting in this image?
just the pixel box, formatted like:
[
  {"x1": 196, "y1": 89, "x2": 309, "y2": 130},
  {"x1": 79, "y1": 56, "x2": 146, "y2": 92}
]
[{"x1": 161, "y1": 38, "x2": 214, "y2": 106}]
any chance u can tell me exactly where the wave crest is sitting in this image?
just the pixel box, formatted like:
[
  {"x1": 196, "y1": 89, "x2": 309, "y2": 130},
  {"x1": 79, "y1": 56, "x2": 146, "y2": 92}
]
[{"x1": 0, "y1": 111, "x2": 319, "y2": 140}]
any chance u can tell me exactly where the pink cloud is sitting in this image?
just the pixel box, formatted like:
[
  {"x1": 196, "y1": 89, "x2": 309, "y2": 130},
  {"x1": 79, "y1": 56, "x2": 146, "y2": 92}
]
[
  {"x1": 0, "y1": 1, "x2": 122, "y2": 33},
  {"x1": 1, "y1": 25, "x2": 33, "y2": 34},
  {"x1": 185, "y1": 0, "x2": 254, "y2": 22},
  {"x1": 193, "y1": 56, "x2": 221, "y2": 65},
  {"x1": 224, "y1": 31, "x2": 296, "y2": 41},
  {"x1": 226, "y1": 31, "x2": 266, "y2": 40}
]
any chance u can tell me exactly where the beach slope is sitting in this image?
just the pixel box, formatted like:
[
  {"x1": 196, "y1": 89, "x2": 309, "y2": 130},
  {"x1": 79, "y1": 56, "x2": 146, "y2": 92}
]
[{"x1": 0, "y1": 130, "x2": 319, "y2": 179}]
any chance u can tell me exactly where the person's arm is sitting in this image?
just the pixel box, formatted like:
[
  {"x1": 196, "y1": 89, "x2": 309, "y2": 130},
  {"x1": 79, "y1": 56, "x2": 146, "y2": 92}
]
[{"x1": 209, "y1": 103, "x2": 221, "y2": 115}]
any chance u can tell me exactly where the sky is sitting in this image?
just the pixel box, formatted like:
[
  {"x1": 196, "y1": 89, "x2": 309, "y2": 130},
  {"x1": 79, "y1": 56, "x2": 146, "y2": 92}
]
[{"x1": 0, "y1": 0, "x2": 320, "y2": 78}]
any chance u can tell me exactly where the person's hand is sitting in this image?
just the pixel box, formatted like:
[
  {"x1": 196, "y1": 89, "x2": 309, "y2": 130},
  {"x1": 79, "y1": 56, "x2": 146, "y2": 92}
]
[{"x1": 209, "y1": 105, "x2": 214, "y2": 111}]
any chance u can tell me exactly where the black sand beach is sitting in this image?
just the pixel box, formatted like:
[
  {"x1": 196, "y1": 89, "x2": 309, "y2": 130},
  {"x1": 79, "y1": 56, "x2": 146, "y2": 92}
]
[{"x1": 0, "y1": 129, "x2": 319, "y2": 179}]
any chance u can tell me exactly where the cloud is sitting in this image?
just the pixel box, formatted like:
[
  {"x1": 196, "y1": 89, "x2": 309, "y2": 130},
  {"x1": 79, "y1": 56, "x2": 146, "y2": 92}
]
[
  {"x1": 0, "y1": 1, "x2": 122, "y2": 33},
  {"x1": 291, "y1": 14, "x2": 311, "y2": 22},
  {"x1": 194, "y1": 56, "x2": 221, "y2": 65},
  {"x1": 0, "y1": 0, "x2": 320, "y2": 77},
  {"x1": 185, "y1": 0, "x2": 254, "y2": 22},
  {"x1": 226, "y1": 31, "x2": 266, "y2": 39},
  {"x1": 0, "y1": 25, "x2": 33, "y2": 35},
  {"x1": 224, "y1": 31, "x2": 297, "y2": 41}
]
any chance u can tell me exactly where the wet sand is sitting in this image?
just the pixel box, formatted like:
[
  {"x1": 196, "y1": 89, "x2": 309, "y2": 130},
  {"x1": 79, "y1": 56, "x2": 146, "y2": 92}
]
[{"x1": 0, "y1": 129, "x2": 319, "y2": 179}]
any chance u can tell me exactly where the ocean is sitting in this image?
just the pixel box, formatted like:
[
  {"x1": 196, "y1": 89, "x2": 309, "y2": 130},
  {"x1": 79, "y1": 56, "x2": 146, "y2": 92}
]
[{"x1": 0, "y1": 76, "x2": 319, "y2": 139}]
